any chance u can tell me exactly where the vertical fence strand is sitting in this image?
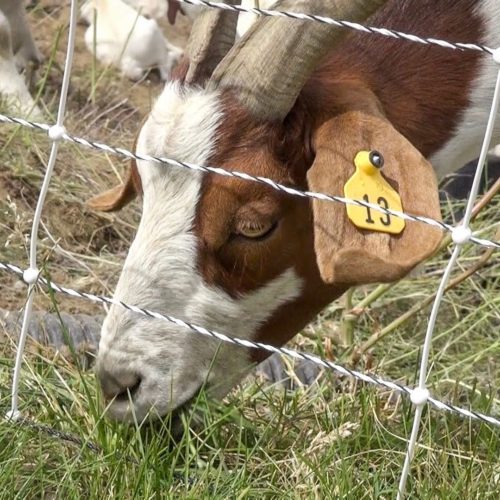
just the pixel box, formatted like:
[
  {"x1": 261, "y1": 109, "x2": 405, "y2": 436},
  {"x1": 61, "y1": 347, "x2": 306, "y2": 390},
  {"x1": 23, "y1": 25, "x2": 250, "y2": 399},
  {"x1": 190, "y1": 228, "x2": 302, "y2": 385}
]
[
  {"x1": 6, "y1": 0, "x2": 79, "y2": 420},
  {"x1": 0, "y1": 3, "x2": 498, "y2": 497},
  {"x1": 397, "y1": 66, "x2": 500, "y2": 498}
]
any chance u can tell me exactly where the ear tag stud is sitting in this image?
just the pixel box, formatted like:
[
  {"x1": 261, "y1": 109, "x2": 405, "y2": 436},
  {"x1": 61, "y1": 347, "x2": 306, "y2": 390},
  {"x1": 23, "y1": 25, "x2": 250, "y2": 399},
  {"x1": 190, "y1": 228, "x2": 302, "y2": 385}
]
[{"x1": 344, "y1": 150, "x2": 405, "y2": 234}]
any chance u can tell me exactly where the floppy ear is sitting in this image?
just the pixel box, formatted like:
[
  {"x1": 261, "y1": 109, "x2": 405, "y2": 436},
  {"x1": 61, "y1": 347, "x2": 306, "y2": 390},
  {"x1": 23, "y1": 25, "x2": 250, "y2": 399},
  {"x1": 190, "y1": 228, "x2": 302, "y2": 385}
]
[
  {"x1": 307, "y1": 111, "x2": 442, "y2": 286},
  {"x1": 86, "y1": 161, "x2": 142, "y2": 212}
]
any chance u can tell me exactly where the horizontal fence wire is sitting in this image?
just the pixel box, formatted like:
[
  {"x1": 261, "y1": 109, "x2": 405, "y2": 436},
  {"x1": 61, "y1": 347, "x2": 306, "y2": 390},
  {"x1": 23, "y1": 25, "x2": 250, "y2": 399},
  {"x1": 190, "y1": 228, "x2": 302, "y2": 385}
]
[
  {"x1": 5, "y1": 0, "x2": 78, "y2": 422},
  {"x1": 179, "y1": 0, "x2": 494, "y2": 54},
  {"x1": 0, "y1": 260, "x2": 499, "y2": 428},
  {"x1": 2, "y1": 3, "x2": 499, "y2": 497},
  {"x1": 0, "y1": 112, "x2": 498, "y2": 251}
]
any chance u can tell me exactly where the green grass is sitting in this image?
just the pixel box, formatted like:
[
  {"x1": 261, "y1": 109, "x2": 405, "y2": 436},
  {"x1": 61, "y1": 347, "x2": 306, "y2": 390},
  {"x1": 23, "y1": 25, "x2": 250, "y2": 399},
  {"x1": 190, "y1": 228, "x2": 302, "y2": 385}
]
[
  {"x1": 0, "y1": 344, "x2": 498, "y2": 498},
  {"x1": 0, "y1": 210, "x2": 499, "y2": 498}
]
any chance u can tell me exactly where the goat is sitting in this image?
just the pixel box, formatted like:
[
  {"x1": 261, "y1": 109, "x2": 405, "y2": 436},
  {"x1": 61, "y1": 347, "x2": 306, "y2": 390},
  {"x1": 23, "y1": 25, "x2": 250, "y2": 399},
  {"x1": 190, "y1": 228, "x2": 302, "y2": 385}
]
[
  {"x1": 0, "y1": 6, "x2": 41, "y2": 119},
  {"x1": 81, "y1": 0, "x2": 182, "y2": 81},
  {"x1": 0, "y1": 0, "x2": 41, "y2": 70},
  {"x1": 123, "y1": 0, "x2": 168, "y2": 19},
  {"x1": 88, "y1": 0, "x2": 500, "y2": 423},
  {"x1": 167, "y1": 0, "x2": 279, "y2": 37}
]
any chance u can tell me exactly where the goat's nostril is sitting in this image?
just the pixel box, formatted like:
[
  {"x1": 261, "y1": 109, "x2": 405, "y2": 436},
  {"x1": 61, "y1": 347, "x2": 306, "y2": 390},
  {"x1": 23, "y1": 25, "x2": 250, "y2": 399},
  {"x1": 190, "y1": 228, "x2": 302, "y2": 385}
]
[
  {"x1": 115, "y1": 377, "x2": 142, "y2": 401},
  {"x1": 98, "y1": 367, "x2": 142, "y2": 403}
]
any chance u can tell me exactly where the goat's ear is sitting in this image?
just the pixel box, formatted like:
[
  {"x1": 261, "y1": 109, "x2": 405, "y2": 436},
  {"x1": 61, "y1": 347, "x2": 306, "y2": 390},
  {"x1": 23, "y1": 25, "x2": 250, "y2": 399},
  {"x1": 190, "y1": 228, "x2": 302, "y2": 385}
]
[
  {"x1": 87, "y1": 162, "x2": 142, "y2": 212},
  {"x1": 307, "y1": 111, "x2": 442, "y2": 286}
]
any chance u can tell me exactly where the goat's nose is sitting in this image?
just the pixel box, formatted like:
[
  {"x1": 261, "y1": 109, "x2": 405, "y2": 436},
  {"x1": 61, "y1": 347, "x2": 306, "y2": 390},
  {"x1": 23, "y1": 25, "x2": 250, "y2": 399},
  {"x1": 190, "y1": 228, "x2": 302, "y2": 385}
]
[{"x1": 97, "y1": 366, "x2": 142, "y2": 402}]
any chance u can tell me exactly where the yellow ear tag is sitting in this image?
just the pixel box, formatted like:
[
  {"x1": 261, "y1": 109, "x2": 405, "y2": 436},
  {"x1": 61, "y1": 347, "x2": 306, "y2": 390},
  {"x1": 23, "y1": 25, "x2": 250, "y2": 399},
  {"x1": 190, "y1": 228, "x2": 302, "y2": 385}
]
[{"x1": 344, "y1": 151, "x2": 405, "y2": 234}]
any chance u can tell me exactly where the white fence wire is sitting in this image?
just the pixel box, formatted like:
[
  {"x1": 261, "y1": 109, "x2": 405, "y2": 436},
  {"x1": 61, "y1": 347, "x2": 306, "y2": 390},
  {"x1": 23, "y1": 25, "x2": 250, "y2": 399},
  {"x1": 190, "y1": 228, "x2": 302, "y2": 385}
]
[
  {"x1": 1, "y1": 112, "x2": 499, "y2": 250},
  {"x1": 1, "y1": 260, "x2": 499, "y2": 428},
  {"x1": 0, "y1": 1, "x2": 499, "y2": 498},
  {"x1": 180, "y1": 0, "x2": 494, "y2": 54}
]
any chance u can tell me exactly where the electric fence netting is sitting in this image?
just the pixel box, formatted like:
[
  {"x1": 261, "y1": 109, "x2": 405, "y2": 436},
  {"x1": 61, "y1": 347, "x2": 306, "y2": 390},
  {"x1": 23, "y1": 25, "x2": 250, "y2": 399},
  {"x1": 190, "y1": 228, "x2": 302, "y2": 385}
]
[{"x1": 0, "y1": 1, "x2": 499, "y2": 498}]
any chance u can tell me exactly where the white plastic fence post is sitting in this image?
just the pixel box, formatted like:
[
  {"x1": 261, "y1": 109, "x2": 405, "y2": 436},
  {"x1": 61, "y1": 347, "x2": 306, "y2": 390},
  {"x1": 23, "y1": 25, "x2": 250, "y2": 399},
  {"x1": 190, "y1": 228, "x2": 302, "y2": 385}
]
[
  {"x1": 397, "y1": 55, "x2": 500, "y2": 498},
  {"x1": 5, "y1": 0, "x2": 79, "y2": 422}
]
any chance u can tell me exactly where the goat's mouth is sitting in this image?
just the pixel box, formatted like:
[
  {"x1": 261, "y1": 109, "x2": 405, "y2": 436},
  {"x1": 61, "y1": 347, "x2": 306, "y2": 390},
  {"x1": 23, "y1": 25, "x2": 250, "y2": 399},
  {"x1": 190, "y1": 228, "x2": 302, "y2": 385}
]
[
  {"x1": 167, "y1": 386, "x2": 205, "y2": 438},
  {"x1": 103, "y1": 381, "x2": 205, "y2": 429},
  {"x1": 104, "y1": 378, "x2": 142, "y2": 405}
]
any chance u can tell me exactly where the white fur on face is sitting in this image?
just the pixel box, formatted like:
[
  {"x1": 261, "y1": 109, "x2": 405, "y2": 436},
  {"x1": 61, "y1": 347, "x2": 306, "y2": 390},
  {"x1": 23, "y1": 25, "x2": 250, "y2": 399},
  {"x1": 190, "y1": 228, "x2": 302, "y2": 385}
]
[
  {"x1": 97, "y1": 83, "x2": 303, "y2": 422},
  {"x1": 430, "y1": 0, "x2": 500, "y2": 178}
]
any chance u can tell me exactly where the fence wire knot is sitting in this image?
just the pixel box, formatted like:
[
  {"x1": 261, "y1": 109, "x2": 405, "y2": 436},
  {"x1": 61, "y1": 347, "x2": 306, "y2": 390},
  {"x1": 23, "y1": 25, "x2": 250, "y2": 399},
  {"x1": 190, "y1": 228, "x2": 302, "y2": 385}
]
[
  {"x1": 22, "y1": 267, "x2": 39, "y2": 286},
  {"x1": 492, "y1": 47, "x2": 500, "y2": 64},
  {"x1": 410, "y1": 388, "x2": 430, "y2": 406},
  {"x1": 5, "y1": 409, "x2": 21, "y2": 422},
  {"x1": 451, "y1": 225, "x2": 472, "y2": 245},
  {"x1": 48, "y1": 124, "x2": 67, "y2": 141}
]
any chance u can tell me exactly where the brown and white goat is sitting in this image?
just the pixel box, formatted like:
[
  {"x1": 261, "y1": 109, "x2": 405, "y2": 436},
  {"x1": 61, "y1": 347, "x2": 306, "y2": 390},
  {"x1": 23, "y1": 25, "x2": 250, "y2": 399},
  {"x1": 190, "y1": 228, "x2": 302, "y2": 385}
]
[{"x1": 89, "y1": 0, "x2": 500, "y2": 423}]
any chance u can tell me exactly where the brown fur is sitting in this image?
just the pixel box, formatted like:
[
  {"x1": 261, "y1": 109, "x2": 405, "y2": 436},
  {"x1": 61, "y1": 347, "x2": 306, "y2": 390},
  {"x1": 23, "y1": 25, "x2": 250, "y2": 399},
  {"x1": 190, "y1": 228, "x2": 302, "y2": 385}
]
[
  {"x1": 195, "y1": 93, "x2": 441, "y2": 360},
  {"x1": 305, "y1": 0, "x2": 483, "y2": 157},
  {"x1": 86, "y1": 132, "x2": 143, "y2": 212},
  {"x1": 89, "y1": 0, "x2": 484, "y2": 357},
  {"x1": 195, "y1": 93, "x2": 312, "y2": 297},
  {"x1": 191, "y1": 0, "x2": 483, "y2": 354},
  {"x1": 86, "y1": 163, "x2": 142, "y2": 212}
]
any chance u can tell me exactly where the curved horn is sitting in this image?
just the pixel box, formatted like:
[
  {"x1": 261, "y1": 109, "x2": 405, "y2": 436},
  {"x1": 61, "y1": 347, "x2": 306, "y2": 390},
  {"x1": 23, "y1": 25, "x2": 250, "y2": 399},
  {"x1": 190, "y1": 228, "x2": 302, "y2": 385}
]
[
  {"x1": 185, "y1": 0, "x2": 241, "y2": 84},
  {"x1": 209, "y1": 0, "x2": 389, "y2": 120}
]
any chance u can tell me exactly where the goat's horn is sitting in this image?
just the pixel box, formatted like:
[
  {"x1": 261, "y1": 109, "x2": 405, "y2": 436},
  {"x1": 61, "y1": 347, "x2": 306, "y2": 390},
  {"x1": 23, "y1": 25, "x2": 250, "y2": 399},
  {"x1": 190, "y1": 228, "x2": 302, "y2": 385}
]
[
  {"x1": 185, "y1": 0, "x2": 241, "y2": 84},
  {"x1": 209, "y1": 0, "x2": 388, "y2": 120}
]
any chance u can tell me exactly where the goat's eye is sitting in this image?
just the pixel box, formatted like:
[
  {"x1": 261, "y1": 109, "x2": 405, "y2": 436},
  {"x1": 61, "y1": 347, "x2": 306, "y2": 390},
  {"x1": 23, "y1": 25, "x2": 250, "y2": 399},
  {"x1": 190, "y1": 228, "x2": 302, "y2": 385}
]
[{"x1": 235, "y1": 220, "x2": 277, "y2": 240}]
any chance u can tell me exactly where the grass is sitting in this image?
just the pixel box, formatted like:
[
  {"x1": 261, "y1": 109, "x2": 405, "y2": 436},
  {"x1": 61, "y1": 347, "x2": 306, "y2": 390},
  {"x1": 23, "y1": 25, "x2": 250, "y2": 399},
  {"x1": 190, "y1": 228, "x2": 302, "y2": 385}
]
[
  {"x1": 0, "y1": 297, "x2": 499, "y2": 499},
  {"x1": 0, "y1": 203, "x2": 498, "y2": 499},
  {"x1": 0, "y1": 2, "x2": 499, "y2": 498}
]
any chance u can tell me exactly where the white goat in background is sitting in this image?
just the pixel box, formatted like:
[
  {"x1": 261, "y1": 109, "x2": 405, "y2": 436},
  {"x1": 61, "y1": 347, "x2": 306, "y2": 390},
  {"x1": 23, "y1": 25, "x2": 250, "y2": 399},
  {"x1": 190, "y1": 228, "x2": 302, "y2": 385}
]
[
  {"x1": 0, "y1": 0, "x2": 42, "y2": 70},
  {"x1": 81, "y1": 0, "x2": 182, "y2": 81},
  {"x1": 123, "y1": 0, "x2": 168, "y2": 19},
  {"x1": 165, "y1": 0, "x2": 277, "y2": 37},
  {"x1": 237, "y1": 0, "x2": 277, "y2": 37},
  {"x1": 0, "y1": 3, "x2": 41, "y2": 119}
]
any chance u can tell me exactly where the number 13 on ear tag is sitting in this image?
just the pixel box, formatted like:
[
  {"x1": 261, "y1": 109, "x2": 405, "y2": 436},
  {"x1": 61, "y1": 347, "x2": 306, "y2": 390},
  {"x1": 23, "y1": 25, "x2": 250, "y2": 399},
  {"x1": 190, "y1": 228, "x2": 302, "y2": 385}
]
[{"x1": 344, "y1": 151, "x2": 405, "y2": 234}]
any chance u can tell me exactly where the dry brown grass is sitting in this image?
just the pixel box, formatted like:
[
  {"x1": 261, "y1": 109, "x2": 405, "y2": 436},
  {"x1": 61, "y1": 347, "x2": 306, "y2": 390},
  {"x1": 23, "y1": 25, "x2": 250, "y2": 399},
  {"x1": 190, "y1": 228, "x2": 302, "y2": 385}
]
[{"x1": 0, "y1": 0, "x2": 191, "y2": 314}]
